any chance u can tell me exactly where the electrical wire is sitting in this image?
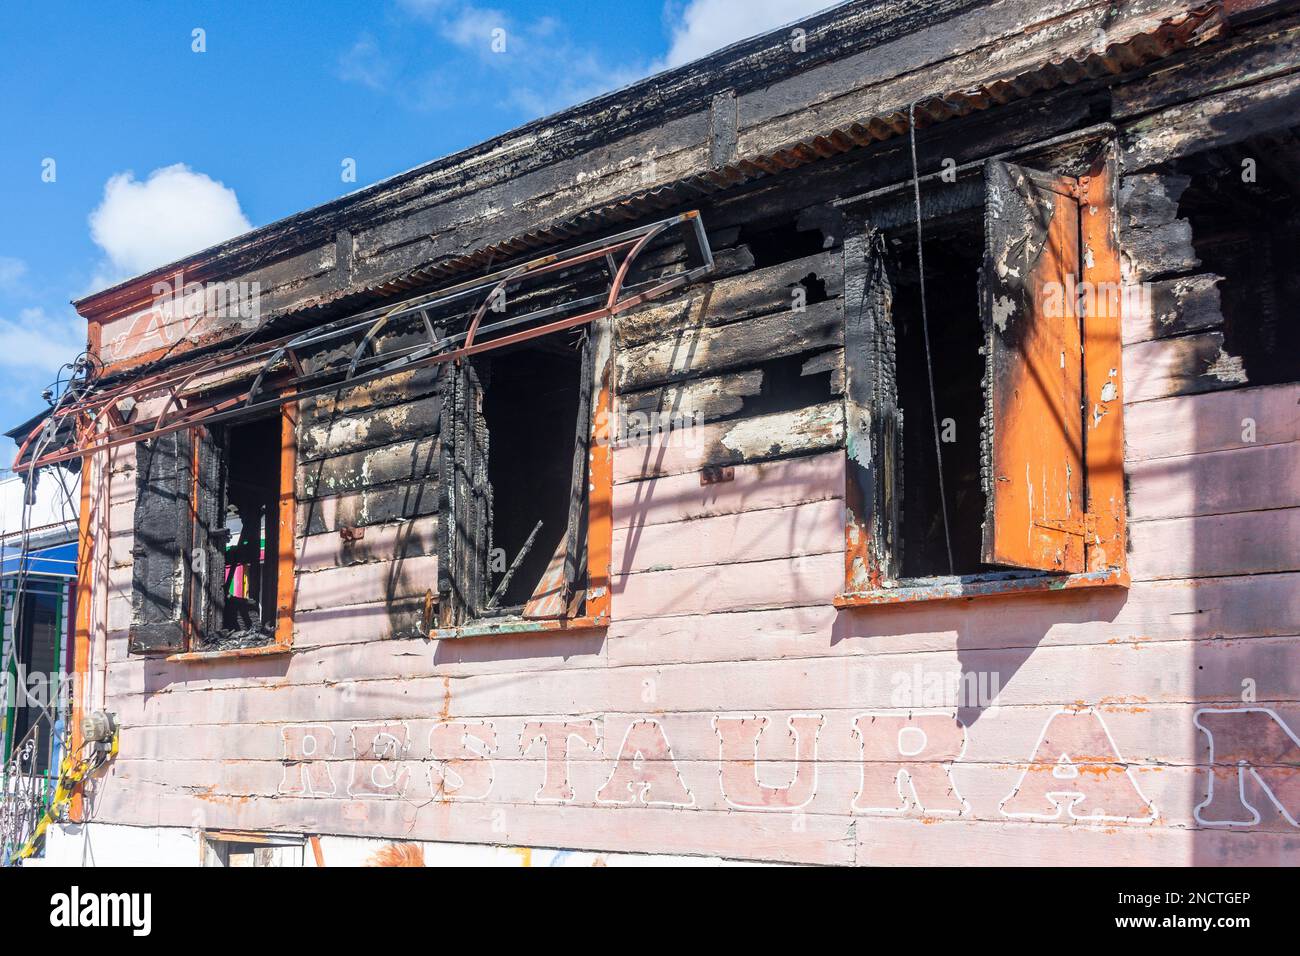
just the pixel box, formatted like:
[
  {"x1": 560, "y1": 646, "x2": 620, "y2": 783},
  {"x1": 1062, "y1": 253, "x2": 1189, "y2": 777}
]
[
  {"x1": 1, "y1": 352, "x2": 95, "y2": 803},
  {"x1": 908, "y1": 101, "x2": 955, "y2": 577}
]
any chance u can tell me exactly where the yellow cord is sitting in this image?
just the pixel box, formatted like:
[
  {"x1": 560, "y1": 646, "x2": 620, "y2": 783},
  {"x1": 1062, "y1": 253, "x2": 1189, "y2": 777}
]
[{"x1": 14, "y1": 730, "x2": 118, "y2": 862}]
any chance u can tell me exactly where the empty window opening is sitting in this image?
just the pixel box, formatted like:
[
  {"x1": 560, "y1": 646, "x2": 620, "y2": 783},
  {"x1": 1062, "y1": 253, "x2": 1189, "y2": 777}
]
[
  {"x1": 1176, "y1": 131, "x2": 1300, "y2": 387},
  {"x1": 739, "y1": 219, "x2": 830, "y2": 268},
  {"x1": 889, "y1": 222, "x2": 987, "y2": 578},
  {"x1": 475, "y1": 337, "x2": 584, "y2": 612},
  {"x1": 797, "y1": 272, "x2": 831, "y2": 305},
  {"x1": 199, "y1": 416, "x2": 282, "y2": 650},
  {"x1": 740, "y1": 352, "x2": 834, "y2": 417}
]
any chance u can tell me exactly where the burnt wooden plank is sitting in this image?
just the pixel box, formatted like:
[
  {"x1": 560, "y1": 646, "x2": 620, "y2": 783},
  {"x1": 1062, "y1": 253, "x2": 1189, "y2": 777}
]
[
  {"x1": 298, "y1": 481, "x2": 439, "y2": 536},
  {"x1": 1112, "y1": 13, "x2": 1300, "y2": 121},
  {"x1": 1124, "y1": 330, "x2": 1250, "y2": 403},
  {"x1": 298, "y1": 394, "x2": 441, "y2": 462},
  {"x1": 801, "y1": 348, "x2": 844, "y2": 394},
  {"x1": 614, "y1": 400, "x2": 845, "y2": 482},
  {"x1": 1121, "y1": 69, "x2": 1300, "y2": 170},
  {"x1": 842, "y1": 226, "x2": 900, "y2": 590},
  {"x1": 1118, "y1": 173, "x2": 1191, "y2": 232},
  {"x1": 298, "y1": 364, "x2": 447, "y2": 424},
  {"x1": 297, "y1": 435, "x2": 438, "y2": 499},
  {"x1": 437, "y1": 361, "x2": 490, "y2": 627},
  {"x1": 619, "y1": 369, "x2": 765, "y2": 427},
  {"x1": 616, "y1": 250, "x2": 843, "y2": 348},
  {"x1": 618, "y1": 297, "x2": 842, "y2": 392},
  {"x1": 1120, "y1": 219, "x2": 1200, "y2": 282},
  {"x1": 1118, "y1": 175, "x2": 1203, "y2": 283},
  {"x1": 1124, "y1": 273, "x2": 1224, "y2": 344}
]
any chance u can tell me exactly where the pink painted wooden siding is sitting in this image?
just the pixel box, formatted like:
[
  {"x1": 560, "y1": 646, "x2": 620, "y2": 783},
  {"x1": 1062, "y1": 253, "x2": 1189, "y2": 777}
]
[{"x1": 80, "y1": 357, "x2": 1300, "y2": 864}]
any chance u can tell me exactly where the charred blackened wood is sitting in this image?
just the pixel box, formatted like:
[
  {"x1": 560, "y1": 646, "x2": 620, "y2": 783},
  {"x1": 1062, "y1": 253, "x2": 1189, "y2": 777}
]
[
  {"x1": 437, "y1": 361, "x2": 491, "y2": 627},
  {"x1": 562, "y1": 334, "x2": 594, "y2": 606},
  {"x1": 1131, "y1": 273, "x2": 1224, "y2": 342},
  {"x1": 616, "y1": 250, "x2": 843, "y2": 349},
  {"x1": 301, "y1": 481, "x2": 439, "y2": 536},
  {"x1": 618, "y1": 297, "x2": 842, "y2": 391},
  {"x1": 297, "y1": 434, "x2": 439, "y2": 499},
  {"x1": 620, "y1": 369, "x2": 765, "y2": 427},
  {"x1": 128, "y1": 431, "x2": 193, "y2": 654},
  {"x1": 298, "y1": 394, "x2": 442, "y2": 461},
  {"x1": 191, "y1": 426, "x2": 227, "y2": 644},
  {"x1": 842, "y1": 227, "x2": 901, "y2": 590},
  {"x1": 623, "y1": 400, "x2": 845, "y2": 481}
]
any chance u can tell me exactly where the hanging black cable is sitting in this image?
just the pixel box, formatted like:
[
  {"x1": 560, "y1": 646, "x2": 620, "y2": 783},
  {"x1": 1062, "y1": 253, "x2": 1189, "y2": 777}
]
[{"x1": 908, "y1": 102, "x2": 955, "y2": 576}]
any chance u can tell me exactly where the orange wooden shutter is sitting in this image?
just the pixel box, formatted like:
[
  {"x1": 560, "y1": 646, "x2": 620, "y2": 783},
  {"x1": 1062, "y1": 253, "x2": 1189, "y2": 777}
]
[{"x1": 980, "y1": 161, "x2": 1085, "y2": 573}]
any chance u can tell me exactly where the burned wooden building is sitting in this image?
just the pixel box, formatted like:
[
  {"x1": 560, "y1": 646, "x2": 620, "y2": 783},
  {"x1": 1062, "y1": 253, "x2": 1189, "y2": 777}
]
[{"x1": 17, "y1": 0, "x2": 1300, "y2": 865}]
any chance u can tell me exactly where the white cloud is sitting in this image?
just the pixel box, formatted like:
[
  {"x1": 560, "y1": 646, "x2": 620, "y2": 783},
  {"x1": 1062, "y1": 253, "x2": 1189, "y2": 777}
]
[
  {"x1": 0, "y1": 308, "x2": 85, "y2": 371},
  {"x1": 0, "y1": 257, "x2": 26, "y2": 291},
  {"x1": 88, "y1": 164, "x2": 252, "y2": 280},
  {"x1": 663, "y1": 0, "x2": 840, "y2": 68},
  {"x1": 339, "y1": 1, "x2": 842, "y2": 124},
  {"x1": 339, "y1": 34, "x2": 391, "y2": 91},
  {"x1": 440, "y1": 5, "x2": 508, "y2": 50}
]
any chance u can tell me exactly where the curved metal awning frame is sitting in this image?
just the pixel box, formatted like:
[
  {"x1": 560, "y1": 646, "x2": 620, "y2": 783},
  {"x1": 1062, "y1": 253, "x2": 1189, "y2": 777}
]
[{"x1": 17, "y1": 211, "x2": 713, "y2": 470}]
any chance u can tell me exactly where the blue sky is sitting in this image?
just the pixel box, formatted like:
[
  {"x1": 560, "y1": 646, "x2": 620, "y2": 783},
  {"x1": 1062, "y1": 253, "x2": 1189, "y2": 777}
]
[{"x1": 0, "y1": 0, "x2": 837, "y2": 459}]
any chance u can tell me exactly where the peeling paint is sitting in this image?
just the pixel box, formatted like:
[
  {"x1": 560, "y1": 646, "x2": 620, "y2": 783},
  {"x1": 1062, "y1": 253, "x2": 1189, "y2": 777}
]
[
  {"x1": 992, "y1": 295, "x2": 1017, "y2": 332},
  {"x1": 1206, "y1": 348, "x2": 1248, "y2": 384}
]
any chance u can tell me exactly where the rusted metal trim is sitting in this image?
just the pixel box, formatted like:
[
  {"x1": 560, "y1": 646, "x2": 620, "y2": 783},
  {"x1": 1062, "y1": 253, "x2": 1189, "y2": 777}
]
[{"x1": 22, "y1": 213, "x2": 715, "y2": 471}]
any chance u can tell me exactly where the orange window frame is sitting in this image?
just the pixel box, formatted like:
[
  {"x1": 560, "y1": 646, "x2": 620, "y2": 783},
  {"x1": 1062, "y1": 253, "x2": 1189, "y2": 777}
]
[
  {"x1": 836, "y1": 150, "x2": 1128, "y2": 607},
  {"x1": 168, "y1": 399, "x2": 297, "y2": 660},
  {"x1": 431, "y1": 320, "x2": 613, "y2": 639}
]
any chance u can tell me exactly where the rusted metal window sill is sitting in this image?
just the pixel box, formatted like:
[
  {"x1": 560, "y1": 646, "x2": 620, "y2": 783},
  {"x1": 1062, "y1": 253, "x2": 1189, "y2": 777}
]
[
  {"x1": 431, "y1": 614, "x2": 609, "y2": 640},
  {"x1": 834, "y1": 568, "x2": 1129, "y2": 608},
  {"x1": 166, "y1": 642, "x2": 292, "y2": 663}
]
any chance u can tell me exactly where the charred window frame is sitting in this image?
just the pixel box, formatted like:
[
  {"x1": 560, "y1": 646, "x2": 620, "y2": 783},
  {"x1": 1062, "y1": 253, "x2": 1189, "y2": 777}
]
[
  {"x1": 127, "y1": 399, "x2": 296, "y2": 656},
  {"x1": 435, "y1": 317, "x2": 613, "y2": 631},
  {"x1": 839, "y1": 152, "x2": 1127, "y2": 603},
  {"x1": 1163, "y1": 129, "x2": 1300, "y2": 390}
]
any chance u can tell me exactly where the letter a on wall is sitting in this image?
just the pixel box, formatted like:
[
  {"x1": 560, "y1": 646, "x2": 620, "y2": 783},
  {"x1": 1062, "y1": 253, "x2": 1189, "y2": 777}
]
[{"x1": 1000, "y1": 708, "x2": 1155, "y2": 823}]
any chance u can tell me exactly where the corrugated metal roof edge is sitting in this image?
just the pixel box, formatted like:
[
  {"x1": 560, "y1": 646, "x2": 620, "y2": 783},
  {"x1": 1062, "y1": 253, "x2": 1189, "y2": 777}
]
[{"x1": 275, "y1": 3, "x2": 1225, "y2": 323}]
